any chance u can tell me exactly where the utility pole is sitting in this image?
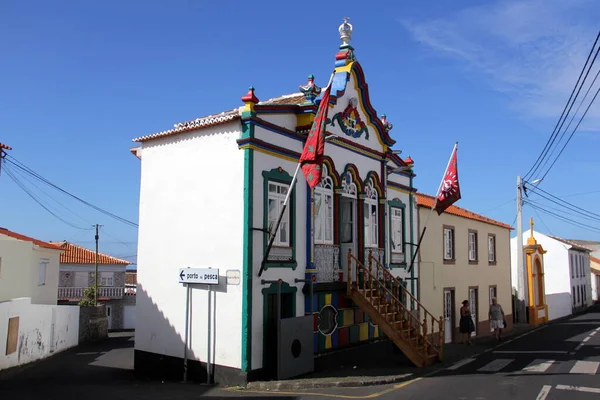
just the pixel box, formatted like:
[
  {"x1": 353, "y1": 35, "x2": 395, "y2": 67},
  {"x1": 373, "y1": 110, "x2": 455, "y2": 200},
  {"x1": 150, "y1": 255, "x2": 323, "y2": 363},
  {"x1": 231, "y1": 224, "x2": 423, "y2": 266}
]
[
  {"x1": 515, "y1": 176, "x2": 527, "y2": 323},
  {"x1": 94, "y1": 224, "x2": 101, "y2": 306}
]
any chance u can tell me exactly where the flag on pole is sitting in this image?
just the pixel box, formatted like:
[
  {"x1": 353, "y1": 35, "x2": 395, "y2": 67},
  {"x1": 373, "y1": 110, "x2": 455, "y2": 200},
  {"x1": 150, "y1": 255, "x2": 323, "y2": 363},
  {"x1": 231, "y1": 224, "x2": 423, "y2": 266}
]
[
  {"x1": 435, "y1": 143, "x2": 461, "y2": 215},
  {"x1": 299, "y1": 84, "x2": 332, "y2": 189}
]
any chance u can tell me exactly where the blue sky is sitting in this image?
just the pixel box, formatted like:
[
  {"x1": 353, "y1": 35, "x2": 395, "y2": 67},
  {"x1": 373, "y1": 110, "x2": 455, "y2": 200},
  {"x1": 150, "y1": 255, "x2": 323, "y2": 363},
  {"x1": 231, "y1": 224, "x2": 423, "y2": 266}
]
[{"x1": 1, "y1": 0, "x2": 599, "y2": 265}]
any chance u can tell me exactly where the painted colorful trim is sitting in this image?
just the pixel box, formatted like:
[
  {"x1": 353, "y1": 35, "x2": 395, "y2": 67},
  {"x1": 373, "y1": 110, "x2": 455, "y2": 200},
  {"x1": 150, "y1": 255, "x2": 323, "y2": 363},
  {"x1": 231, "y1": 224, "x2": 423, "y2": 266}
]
[
  {"x1": 328, "y1": 62, "x2": 396, "y2": 148},
  {"x1": 388, "y1": 180, "x2": 417, "y2": 193},
  {"x1": 241, "y1": 145, "x2": 254, "y2": 372},
  {"x1": 237, "y1": 137, "x2": 300, "y2": 162},
  {"x1": 388, "y1": 198, "x2": 407, "y2": 268}
]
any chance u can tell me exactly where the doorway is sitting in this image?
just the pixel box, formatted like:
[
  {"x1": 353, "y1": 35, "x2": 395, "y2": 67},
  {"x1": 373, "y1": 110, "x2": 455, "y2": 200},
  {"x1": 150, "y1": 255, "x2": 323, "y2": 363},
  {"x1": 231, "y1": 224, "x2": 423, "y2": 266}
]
[
  {"x1": 262, "y1": 282, "x2": 297, "y2": 379},
  {"x1": 468, "y1": 287, "x2": 478, "y2": 337},
  {"x1": 340, "y1": 196, "x2": 357, "y2": 282},
  {"x1": 105, "y1": 305, "x2": 113, "y2": 330},
  {"x1": 443, "y1": 288, "x2": 455, "y2": 343}
]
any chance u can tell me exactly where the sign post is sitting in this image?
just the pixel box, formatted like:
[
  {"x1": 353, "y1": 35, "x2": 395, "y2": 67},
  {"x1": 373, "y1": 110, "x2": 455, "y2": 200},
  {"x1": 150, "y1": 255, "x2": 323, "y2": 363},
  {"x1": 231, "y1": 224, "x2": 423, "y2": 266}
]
[{"x1": 179, "y1": 267, "x2": 219, "y2": 383}]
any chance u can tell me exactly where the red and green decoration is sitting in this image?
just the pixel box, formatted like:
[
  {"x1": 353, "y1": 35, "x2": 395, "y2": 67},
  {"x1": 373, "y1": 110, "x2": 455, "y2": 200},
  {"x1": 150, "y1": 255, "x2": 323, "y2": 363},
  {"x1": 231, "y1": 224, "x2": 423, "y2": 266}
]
[{"x1": 329, "y1": 103, "x2": 369, "y2": 140}]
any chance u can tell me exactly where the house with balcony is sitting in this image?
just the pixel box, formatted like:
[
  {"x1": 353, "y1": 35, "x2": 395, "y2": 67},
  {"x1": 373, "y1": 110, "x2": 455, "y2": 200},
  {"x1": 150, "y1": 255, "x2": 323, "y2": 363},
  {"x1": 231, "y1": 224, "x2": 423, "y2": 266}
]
[{"x1": 54, "y1": 241, "x2": 135, "y2": 330}]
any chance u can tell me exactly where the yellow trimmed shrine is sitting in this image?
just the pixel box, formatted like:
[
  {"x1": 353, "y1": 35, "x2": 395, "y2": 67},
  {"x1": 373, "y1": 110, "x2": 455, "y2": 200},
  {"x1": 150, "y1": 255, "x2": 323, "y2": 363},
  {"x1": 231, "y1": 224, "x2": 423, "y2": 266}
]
[{"x1": 525, "y1": 218, "x2": 548, "y2": 325}]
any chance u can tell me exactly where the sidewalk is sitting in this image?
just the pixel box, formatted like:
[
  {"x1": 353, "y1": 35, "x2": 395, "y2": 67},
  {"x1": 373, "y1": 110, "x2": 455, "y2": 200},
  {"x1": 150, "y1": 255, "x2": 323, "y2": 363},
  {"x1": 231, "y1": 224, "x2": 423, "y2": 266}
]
[{"x1": 245, "y1": 322, "x2": 536, "y2": 391}]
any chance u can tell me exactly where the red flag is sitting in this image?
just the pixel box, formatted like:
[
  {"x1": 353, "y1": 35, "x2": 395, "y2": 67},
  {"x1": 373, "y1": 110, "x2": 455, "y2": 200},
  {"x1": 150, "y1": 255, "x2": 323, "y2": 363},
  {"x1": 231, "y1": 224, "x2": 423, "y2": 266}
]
[
  {"x1": 300, "y1": 84, "x2": 332, "y2": 189},
  {"x1": 435, "y1": 143, "x2": 461, "y2": 215}
]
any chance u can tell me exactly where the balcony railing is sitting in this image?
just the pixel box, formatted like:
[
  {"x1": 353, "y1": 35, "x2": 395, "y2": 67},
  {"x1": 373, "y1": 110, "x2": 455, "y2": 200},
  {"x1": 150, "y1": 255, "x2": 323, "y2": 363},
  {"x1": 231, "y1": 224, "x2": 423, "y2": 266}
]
[{"x1": 58, "y1": 286, "x2": 124, "y2": 299}]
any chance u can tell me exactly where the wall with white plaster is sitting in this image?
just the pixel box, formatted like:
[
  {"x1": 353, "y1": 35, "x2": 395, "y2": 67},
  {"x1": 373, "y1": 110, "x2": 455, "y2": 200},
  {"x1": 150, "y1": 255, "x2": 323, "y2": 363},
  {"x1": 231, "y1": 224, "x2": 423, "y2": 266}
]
[
  {"x1": 135, "y1": 122, "x2": 244, "y2": 369},
  {"x1": 0, "y1": 297, "x2": 79, "y2": 371}
]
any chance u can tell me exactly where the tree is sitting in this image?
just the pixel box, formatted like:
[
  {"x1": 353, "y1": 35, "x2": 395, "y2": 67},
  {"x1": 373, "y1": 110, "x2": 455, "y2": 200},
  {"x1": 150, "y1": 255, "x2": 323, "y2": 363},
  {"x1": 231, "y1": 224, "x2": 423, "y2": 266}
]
[{"x1": 79, "y1": 284, "x2": 101, "y2": 306}]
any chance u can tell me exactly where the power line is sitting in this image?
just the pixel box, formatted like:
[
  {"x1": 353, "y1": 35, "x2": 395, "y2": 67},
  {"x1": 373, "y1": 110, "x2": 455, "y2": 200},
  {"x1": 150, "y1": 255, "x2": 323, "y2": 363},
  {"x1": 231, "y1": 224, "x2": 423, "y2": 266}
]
[
  {"x1": 530, "y1": 205, "x2": 553, "y2": 236},
  {"x1": 6, "y1": 163, "x2": 92, "y2": 226},
  {"x1": 560, "y1": 189, "x2": 600, "y2": 198},
  {"x1": 3, "y1": 155, "x2": 138, "y2": 228},
  {"x1": 525, "y1": 199, "x2": 600, "y2": 224},
  {"x1": 3, "y1": 166, "x2": 91, "y2": 230},
  {"x1": 528, "y1": 203, "x2": 600, "y2": 234},
  {"x1": 539, "y1": 81, "x2": 600, "y2": 181},
  {"x1": 528, "y1": 183, "x2": 600, "y2": 221},
  {"x1": 536, "y1": 58, "x2": 600, "y2": 178},
  {"x1": 523, "y1": 30, "x2": 600, "y2": 181}
]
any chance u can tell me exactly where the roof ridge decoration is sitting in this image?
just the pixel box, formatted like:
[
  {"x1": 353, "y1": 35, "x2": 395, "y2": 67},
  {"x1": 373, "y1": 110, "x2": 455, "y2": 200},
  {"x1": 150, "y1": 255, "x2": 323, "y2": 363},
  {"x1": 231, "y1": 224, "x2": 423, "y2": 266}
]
[{"x1": 324, "y1": 18, "x2": 396, "y2": 148}]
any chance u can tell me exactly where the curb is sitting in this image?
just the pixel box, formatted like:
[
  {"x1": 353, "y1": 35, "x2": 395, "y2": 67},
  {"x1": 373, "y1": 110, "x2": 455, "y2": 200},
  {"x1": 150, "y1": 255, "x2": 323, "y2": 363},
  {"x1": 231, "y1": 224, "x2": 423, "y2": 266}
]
[{"x1": 245, "y1": 373, "x2": 414, "y2": 391}]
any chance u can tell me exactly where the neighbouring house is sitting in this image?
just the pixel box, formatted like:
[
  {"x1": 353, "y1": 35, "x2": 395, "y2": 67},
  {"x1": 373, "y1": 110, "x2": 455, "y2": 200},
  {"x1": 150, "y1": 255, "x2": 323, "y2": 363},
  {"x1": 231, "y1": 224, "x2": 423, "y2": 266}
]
[
  {"x1": 0, "y1": 227, "x2": 63, "y2": 305},
  {"x1": 130, "y1": 20, "x2": 439, "y2": 386},
  {"x1": 416, "y1": 194, "x2": 513, "y2": 344},
  {"x1": 565, "y1": 240, "x2": 600, "y2": 303},
  {"x1": 591, "y1": 257, "x2": 600, "y2": 302},
  {"x1": 510, "y1": 228, "x2": 593, "y2": 321},
  {"x1": 54, "y1": 241, "x2": 135, "y2": 330},
  {"x1": 0, "y1": 228, "x2": 79, "y2": 371}
]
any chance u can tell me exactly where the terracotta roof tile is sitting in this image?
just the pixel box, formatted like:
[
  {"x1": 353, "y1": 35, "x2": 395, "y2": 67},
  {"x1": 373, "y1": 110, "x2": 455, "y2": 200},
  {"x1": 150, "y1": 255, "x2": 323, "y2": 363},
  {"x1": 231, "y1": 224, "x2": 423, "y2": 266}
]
[
  {"x1": 416, "y1": 193, "x2": 512, "y2": 229},
  {"x1": 53, "y1": 241, "x2": 130, "y2": 265},
  {"x1": 132, "y1": 92, "x2": 308, "y2": 144},
  {"x1": 258, "y1": 93, "x2": 307, "y2": 105},
  {"x1": 548, "y1": 236, "x2": 594, "y2": 252},
  {"x1": 591, "y1": 256, "x2": 600, "y2": 264},
  {"x1": 133, "y1": 109, "x2": 240, "y2": 143},
  {"x1": 0, "y1": 143, "x2": 11, "y2": 150},
  {"x1": 0, "y1": 227, "x2": 62, "y2": 250}
]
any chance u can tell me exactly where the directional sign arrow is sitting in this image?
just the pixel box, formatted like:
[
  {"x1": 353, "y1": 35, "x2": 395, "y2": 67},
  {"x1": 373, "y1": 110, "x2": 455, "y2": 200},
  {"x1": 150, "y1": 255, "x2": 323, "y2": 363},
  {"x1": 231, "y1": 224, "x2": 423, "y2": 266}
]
[{"x1": 180, "y1": 270, "x2": 185, "y2": 281}]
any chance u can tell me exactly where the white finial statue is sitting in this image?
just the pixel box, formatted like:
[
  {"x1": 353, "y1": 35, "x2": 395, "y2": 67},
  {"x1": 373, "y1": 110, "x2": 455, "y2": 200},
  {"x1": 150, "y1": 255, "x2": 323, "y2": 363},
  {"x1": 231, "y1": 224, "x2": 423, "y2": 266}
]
[{"x1": 339, "y1": 17, "x2": 353, "y2": 46}]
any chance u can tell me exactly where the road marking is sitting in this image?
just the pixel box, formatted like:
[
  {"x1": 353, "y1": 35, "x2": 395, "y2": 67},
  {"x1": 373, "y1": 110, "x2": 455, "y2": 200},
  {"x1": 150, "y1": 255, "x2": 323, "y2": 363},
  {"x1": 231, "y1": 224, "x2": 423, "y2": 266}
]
[
  {"x1": 477, "y1": 359, "x2": 514, "y2": 372},
  {"x1": 228, "y1": 378, "x2": 422, "y2": 399},
  {"x1": 569, "y1": 360, "x2": 599, "y2": 374},
  {"x1": 535, "y1": 385, "x2": 552, "y2": 400},
  {"x1": 596, "y1": 327, "x2": 600, "y2": 332},
  {"x1": 447, "y1": 358, "x2": 476, "y2": 370},
  {"x1": 493, "y1": 350, "x2": 568, "y2": 354},
  {"x1": 583, "y1": 337, "x2": 591, "y2": 342},
  {"x1": 556, "y1": 384, "x2": 600, "y2": 394},
  {"x1": 590, "y1": 331, "x2": 597, "y2": 336},
  {"x1": 521, "y1": 359, "x2": 555, "y2": 373}
]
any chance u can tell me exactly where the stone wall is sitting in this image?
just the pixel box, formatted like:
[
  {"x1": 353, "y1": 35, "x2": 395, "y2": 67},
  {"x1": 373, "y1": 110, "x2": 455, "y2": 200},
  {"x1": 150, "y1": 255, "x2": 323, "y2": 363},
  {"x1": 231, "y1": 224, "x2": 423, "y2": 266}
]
[{"x1": 79, "y1": 305, "x2": 108, "y2": 343}]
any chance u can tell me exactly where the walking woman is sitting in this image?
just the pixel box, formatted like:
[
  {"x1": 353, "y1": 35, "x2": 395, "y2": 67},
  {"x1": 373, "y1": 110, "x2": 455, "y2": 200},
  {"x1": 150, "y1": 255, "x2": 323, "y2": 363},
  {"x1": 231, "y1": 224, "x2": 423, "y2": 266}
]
[
  {"x1": 489, "y1": 297, "x2": 505, "y2": 341},
  {"x1": 459, "y1": 300, "x2": 475, "y2": 344}
]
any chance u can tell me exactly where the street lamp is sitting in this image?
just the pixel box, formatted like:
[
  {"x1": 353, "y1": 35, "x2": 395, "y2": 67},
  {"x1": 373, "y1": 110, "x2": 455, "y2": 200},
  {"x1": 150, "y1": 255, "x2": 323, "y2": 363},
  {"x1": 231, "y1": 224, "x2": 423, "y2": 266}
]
[{"x1": 515, "y1": 176, "x2": 543, "y2": 323}]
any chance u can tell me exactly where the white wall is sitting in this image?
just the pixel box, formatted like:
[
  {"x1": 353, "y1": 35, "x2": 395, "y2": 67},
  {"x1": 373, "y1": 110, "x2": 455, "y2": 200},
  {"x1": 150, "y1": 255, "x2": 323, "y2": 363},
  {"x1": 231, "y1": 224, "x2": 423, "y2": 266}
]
[
  {"x1": 135, "y1": 122, "x2": 244, "y2": 369},
  {"x1": 0, "y1": 297, "x2": 79, "y2": 371},
  {"x1": 568, "y1": 250, "x2": 592, "y2": 308},
  {"x1": 0, "y1": 238, "x2": 61, "y2": 305},
  {"x1": 510, "y1": 232, "x2": 584, "y2": 321}
]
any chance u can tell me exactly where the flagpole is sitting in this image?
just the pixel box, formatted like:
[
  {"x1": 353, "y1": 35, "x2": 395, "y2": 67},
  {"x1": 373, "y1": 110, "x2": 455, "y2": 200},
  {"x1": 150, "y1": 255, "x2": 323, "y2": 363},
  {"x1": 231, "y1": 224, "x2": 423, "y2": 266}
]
[
  {"x1": 407, "y1": 142, "x2": 457, "y2": 273},
  {"x1": 258, "y1": 72, "x2": 336, "y2": 278}
]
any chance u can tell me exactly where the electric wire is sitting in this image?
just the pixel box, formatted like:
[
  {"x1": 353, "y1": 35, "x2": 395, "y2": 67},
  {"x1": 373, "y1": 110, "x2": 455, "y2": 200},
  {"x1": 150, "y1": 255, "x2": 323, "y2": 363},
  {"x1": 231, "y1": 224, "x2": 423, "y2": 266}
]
[
  {"x1": 530, "y1": 205, "x2": 553, "y2": 236},
  {"x1": 527, "y1": 203, "x2": 600, "y2": 235},
  {"x1": 3, "y1": 166, "x2": 91, "y2": 230},
  {"x1": 523, "y1": 30, "x2": 600, "y2": 181},
  {"x1": 3, "y1": 155, "x2": 138, "y2": 228},
  {"x1": 527, "y1": 185, "x2": 600, "y2": 220}
]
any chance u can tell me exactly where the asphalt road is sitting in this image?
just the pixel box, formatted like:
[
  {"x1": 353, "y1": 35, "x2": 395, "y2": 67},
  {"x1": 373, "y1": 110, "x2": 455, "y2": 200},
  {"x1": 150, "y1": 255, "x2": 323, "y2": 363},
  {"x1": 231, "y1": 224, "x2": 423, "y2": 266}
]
[{"x1": 2, "y1": 307, "x2": 600, "y2": 400}]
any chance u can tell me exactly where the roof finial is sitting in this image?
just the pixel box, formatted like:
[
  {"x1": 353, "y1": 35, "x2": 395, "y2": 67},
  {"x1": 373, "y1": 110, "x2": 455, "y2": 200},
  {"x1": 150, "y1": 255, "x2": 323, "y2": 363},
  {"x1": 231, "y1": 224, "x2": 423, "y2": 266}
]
[
  {"x1": 529, "y1": 217, "x2": 534, "y2": 238},
  {"x1": 339, "y1": 17, "x2": 353, "y2": 46}
]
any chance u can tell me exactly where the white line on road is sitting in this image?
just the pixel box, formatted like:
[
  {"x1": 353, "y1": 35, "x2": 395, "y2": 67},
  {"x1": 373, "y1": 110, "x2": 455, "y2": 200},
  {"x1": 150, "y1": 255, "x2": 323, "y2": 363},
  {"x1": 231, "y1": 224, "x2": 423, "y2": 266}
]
[
  {"x1": 521, "y1": 359, "x2": 555, "y2": 373},
  {"x1": 590, "y1": 331, "x2": 597, "y2": 336},
  {"x1": 536, "y1": 385, "x2": 552, "y2": 400},
  {"x1": 583, "y1": 336, "x2": 591, "y2": 342},
  {"x1": 493, "y1": 350, "x2": 568, "y2": 354},
  {"x1": 556, "y1": 384, "x2": 600, "y2": 394},
  {"x1": 477, "y1": 359, "x2": 514, "y2": 372},
  {"x1": 447, "y1": 358, "x2": 476, "y2": 370},
  {"x1": 569, "y1": 360, "x2": 600, "y2": 374}
]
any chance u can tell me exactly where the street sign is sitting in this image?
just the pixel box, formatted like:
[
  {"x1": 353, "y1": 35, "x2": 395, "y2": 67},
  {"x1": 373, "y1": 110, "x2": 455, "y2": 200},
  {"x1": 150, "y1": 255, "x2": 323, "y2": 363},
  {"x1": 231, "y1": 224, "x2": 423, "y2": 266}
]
[
  {"x1": 178, "y1": 268, "x2": 219, "y2": 285},
  {"x1": 226, "y1": 270, "x2": 240, "y2": 285}
]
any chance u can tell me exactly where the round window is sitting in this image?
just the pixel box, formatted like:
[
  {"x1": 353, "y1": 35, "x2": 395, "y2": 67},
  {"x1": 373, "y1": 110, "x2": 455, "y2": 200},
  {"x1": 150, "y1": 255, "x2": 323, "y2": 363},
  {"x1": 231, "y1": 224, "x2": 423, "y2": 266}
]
[{"x1": 318, "y1": 305, "x2": 338, "y2": 335}]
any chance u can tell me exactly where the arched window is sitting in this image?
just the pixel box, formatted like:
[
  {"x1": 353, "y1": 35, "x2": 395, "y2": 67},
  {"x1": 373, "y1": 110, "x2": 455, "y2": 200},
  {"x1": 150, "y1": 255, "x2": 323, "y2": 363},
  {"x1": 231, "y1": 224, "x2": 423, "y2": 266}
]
[
  {"x1": 364, "y1": 178, "x2": 378, "y2": 248},
  {"x1": 314, "y1": 165, "x2": 334, "y2": 245},
  {"x1": 341, "y1": 171, "x2": 357, "y2": 198}
]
